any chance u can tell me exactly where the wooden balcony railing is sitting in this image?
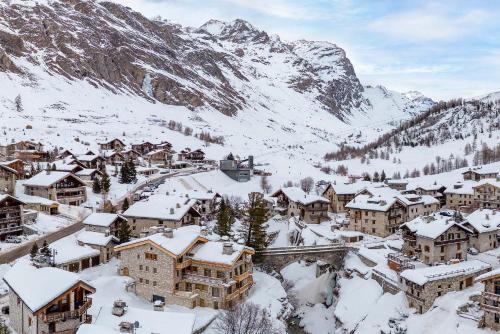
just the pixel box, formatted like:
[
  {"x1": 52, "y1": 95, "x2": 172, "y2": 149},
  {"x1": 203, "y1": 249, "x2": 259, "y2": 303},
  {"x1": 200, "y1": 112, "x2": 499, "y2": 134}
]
[
  {"x1": 435, "y1": 237, "x2": 468, "y2": 246},
  {"x1": 482, "y1": 291, "x2": 500, "y2": 303},
  {"x1": 234, "y1": 271, "x2": 250, "y2": 282},
  {"x1": 183, "y1": 273, "x2": 225, "y2": 286},
  {"x1": 175, "y1": 258, "x2": 192, "y2": 269},
  {"x1": 481, "y1": 303, "x2": 500, "y2": 314},
  {"x1": 41, "y1": 298, "x2": 92, "y2": 323}
]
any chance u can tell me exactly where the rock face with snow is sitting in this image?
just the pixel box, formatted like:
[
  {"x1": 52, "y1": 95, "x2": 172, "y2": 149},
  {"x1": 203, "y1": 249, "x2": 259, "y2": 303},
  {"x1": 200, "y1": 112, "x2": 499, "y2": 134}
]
[{"x1": 0, "y1": 0, "x2": 431, "y2": 121}]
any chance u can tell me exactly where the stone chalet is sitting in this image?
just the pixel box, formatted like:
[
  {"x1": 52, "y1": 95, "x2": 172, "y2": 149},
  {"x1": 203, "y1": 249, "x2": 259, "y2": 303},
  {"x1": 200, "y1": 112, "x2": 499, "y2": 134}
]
[
  {"x1": 47, "y1": 160, "x2": 84, "y2": 174},
  {"x1": 121, "y1": 149, "x2": 141, "y2": 163},
  {"x1": 2, "y1": 159, "x2": 25, "y2": 176},
  {"x1": 77, "y1": 231, "x2": 118, "y2": 264},
  {"x1": 401, "y1": 212, "x2": 472, "y2": 265},
  {"x1": 3, "y1": 261, "x2": 95, "y2": 334},
  {"x1": 24, "y1": 171, "x2": 87, "y2": 206},
  {"x1": 101, "y1": 150, "x2": 125, "y2": 166},
  {"x1": 271, "y1": 187, "x2": 329, "y2": 224},
  {"x1": 50, "y1": 234, "x2": 102, "y2": 272},
  {"x1": 83, "y1": 213, "x2": 127, "y2": 237},
  {"x1": 115, "y1": 225, "x2": 254, "y2": 309},
  {"x1": 2, "y1": 141, "x2": 47, "y2": 162},
  {"x1": 321, "y1": 182, "x2": 368, "y2": 213},
  {"x1": 476, "y1": 268, "x2": 500, "y2": 330},
  {"x1": 462, "y1": 209, "x2": 500, "y2": 253},
  {"x1": 444, "y1": 181, "x2": 475, "y2": 212},
  {"x1": 0, "y1": 163, "x2": 18, "y2": 194},
  {"x1": 131, "y1": 141, "x2": 155, "y2": 155},
  {"x1": 73, "y1": 154, "x2": 105, "y2": 170},
  {"x1": 98, "y1": 138, "x2": 125, "y2": 151},
  {"x1": 0, "y1": 194, "x2": 24, "y2": 241},
  {"x1": 145, "y1": 149, "x2": 171, "y2": 165},
  {"x1": 412, "y1": 183, "x2": 447, "y2": 206},
  {"x1": 345, "y1": 194, "x2": 406, "y2": 237},
  {"x1": 401, "y1": 260, "x2": 491, "y2": 313},
  {"x1": 183, "y1": 191, "x2": 222, "y2": 218},
  {"x1": 385, "y1": 179, "x2": 409, "y2": 191},
  {"x1": 473, "y1": 179, "x2": 500, "y2": 210},
  {"x1": 463, "y1": 167, "x2": 498, "y2": 181},
  {"x1": 75, "y1": 169, "x2": 102, "y2": 186},
  {"x1": 123, "y1": 194, "x2": 202, "y2": 237},
  {"x1": 179, "y1": 148, "x2": 205, "y2": 162}
]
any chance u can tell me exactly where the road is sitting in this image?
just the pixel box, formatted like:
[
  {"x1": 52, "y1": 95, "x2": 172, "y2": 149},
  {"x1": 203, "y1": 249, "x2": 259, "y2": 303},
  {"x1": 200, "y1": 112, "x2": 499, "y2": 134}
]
[{"x1": 0, "y1": 221, "x2": 85, "y2": 264}]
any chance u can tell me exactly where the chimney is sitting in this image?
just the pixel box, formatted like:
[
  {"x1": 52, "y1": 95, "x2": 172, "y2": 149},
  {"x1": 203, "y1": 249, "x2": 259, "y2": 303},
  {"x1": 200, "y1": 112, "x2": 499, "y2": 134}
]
[
  {"x1": 164, "y1": 228, "x2": 174, "y2": 238},
  {"x1": 176, "y1": 203, "x2": 181, "y2": 209},
  {"x1": 170, "y1": 208, "x2": 174, "y2": 214},
  {"x1": 223, "y1": 242, "x2": 233, "y2": 255},
  {"x1": 221, "y1": 235, "x2": 229, "y2": 242},
  {"x1": 200, "y1": 226, "x2": 208, "y2": 236},
  {"x1": 486, "y1": 214, "x2": 490, "y2": 220},
  {"x1": 248, "y1": 155, "x2": 254, "y2": 170}
]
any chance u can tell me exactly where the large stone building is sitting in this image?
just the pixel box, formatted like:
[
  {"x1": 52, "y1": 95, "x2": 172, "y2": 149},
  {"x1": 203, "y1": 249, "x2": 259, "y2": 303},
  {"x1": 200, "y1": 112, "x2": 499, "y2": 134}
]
[
  {"x1": 23, "y1": 171, "x2": 87, "y2": 206},
  {"x1": 321, "y1": 182, "x2": 367, "y2": 213},
  {"x1": 400, "y1": 213, "x2": 472, "y2": 264},
  {"x1": 444, "y1": 181, "x2": 475, "y2": 212},
  {"x1": 98, "y1": 138, "x2": 125, "y2": 151},
  {"x1": 271, "y1": 187, "x2": 329, "y2": 223},
  {"x1": 183, "y1": 191, "x2": 222, "y2": 218},
  {"x1": 400, "y1": 260, "x2": 491, "y2": 313},
  {"x1": 345, "y1": 194, "x2": 406, "y2": 237},
  {"x1": 1, "y1": 141, "x2": 47, "y2": 162},
  {"x1": 473, "y1": 180, "x2": 500, "y2": 210},
  {"x1": 3, "y1": 261, "x2": 95, "y2": 334},
  {"x1": 123, "y1": 194, "x2": 201, "y2": 236},
  {"x1": 0, "y1": 195, "x2": 24, "y2": 241},
  {"x1": 73, "y1": 154, "x2": 105, "y2": 169},
  {"x1": 115, "y1": 226, "x2": 254, "y2": 309},
  {"x1": 462, "y1": 209, "x2": 500, "y2": 253},
  {"x1": 476, "y1": 268, "x2": 500, "y2": 330}
]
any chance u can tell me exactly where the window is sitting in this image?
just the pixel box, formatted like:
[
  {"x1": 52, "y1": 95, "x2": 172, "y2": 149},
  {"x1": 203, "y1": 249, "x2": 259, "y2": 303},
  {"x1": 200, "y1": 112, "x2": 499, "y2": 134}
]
[
  {"x1": 153, "y1": 267, "x2": 157, "y2": 274},
  {"x1": 440, "y1": 246, "x2": 445, "y2": 253},
  {"x1": 145, "y1": 266, "x2": 149, "y2": 272},
  {"x1": 457, "y1": 243, "x2": 461, "y2": 250},
  {"x1": 139, "y1": 265, "x2": 143, "y2": 270},
  {"x1": 153, "y1": 281, "x2": 157, "y2": 286},
  {"x1": 212, "y1": 287, "x2": 220, "y2": 297},
  {"x1": 217, "y1": 271, "x2": 225, "y2": 279},
  {"x1": 145, "y1": 279, "x2": 149, "y2": 284},
  {"x1": 204, "y1": 269, "x2": 212, "y2": 277},
  {"x1": 145, "y1": 253, "x2": 158, "y2": 261},
  {"x1": 424, "y1": 245, "x2": 430, "y2": 252},
  {"x1": 139, "y1": 278, "x2": 143, "y2": 283}
]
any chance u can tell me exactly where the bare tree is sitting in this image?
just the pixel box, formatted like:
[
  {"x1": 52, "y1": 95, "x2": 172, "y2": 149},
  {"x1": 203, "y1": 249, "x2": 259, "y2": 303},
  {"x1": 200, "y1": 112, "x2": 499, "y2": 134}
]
[
  {"x1": 260, "y1": 175, "x2": 272, "y2": 194},
  {"x1": 300, "y1": 177, "x2": 314, "y2": 193},
  {"x1": 15, "y1": 94, "x2": 23, "y2": 112},
  {"x1": 214, "y1": 302, "x2": 280, "y2": 334}
]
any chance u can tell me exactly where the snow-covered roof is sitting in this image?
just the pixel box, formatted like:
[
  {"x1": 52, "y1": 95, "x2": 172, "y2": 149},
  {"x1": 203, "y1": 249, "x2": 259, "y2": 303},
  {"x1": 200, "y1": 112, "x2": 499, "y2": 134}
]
[
  {"x1": 444, "y1": 182, "x2": 475, "y2": 195},
  {"x1": 45, "y1": 160, "x2": 81, "y2": 172},
  {"x1": 23, "y1": 171, "x2": 85, "y2": 188},
  {"x1": 50, "y1": 234, "x2": 100, "y2": 265},
  {"x1": 411, "y1": 183, "x2": 445, "y2": 191},
  {"x1": 117, "y1": 225, "x2": 205, "y2": 257},
  {"x1": 273, "y1": 187, "x2": 329, "y2": 205},
  {"x1": 76, "y1": 169, "x2": 99, "y2": 176},
  {"x1": 477, "y1": 267, "x2": 500, "y2": 282},
  {"x1": 386, "y1": 179, "x2": 408, "y2": 185},
  {"x1": 3, "y1": 261, "x2": 94, "y2": 313},
  {"x1": 77, "y1": 231, "x2": 116, "y2": 246},
  {"x1": 464, "y1": 209, "x2": 500, "y2": 233},
  {"x1": 462, "y1": 167, "x2": 498, "y2": 175},
  {"x1": 0, "y1": 194, "x2": 25, "y2": 205},
  {"x1": 83, "y1": 213, "x2": 125, "y2": 227},
  {"x1": 191, "y1": 241, "x2": 253, "y2": 265},
  {"x1": 146, "y1": 148, "x2": 168, "y2": 156},
  {"x1": 74, "y1": 154, "x2": 102, "y2": 162},
  {"x1": 473, "y1": 178, "x2": 500, "y2": 189},
  {"x1": 345, "y1": 194, "x2": 398, "y2": 212},
  {"x1": 184, "y1": 190, "x2": 220, "y2": 201},
  {"x1": 401, "y1": 212, "x2": 472, "y2": 239},
  {"x1": 16, "y1": 193, "x2": 58, "y2": 206},
  {"x1": 77, "y1": 307, "x2": 195, "y2": 334},
  {"x1": 0, "y1": 163, "x2": 18, "y2": 175},
  {"x1": 123, "y1": 194, "x2": 199, "y2": 221},
  {"x1": 324, "y1": 182, "x2": 368, "y2": 195},
  {"x1": 401, "y1": 260, "x2": 491, "y2": 286}
]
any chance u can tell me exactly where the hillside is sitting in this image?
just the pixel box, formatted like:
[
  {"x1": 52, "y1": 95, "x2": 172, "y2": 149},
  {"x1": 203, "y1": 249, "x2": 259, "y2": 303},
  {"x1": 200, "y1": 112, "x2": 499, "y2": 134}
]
[{"x1": 0, "y1": 0, "x2": 441, "y2": 181}]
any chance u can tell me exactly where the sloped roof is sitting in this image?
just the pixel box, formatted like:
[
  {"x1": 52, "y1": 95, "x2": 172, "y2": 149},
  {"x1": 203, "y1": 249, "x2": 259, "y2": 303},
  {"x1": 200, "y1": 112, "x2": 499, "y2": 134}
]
[
  {"x1": 272, "y1": 187, "x2": 328, "y2": 205},
  {"x1": 401, "y1": 213, "x2": 472, "y2": 239},
  {"x1": 464, "y1": 209, "x2": 500, "y2": 234},
  {"x1": 83, "y1": 213, "x2": 125, "y2": 227},
  {"x1": 23, "y1": 171, "x2": 85, "y2": 188},
  {"x1": 123, "y1": 194, "x2": 200, "y2": 221}
]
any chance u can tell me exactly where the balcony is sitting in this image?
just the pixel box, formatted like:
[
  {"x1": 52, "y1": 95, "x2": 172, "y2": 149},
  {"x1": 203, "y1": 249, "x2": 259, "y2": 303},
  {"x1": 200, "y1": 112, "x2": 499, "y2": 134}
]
[
  {"x1": 183, "y1": 273, "x2": 225, "y2": 286},
  {"x1": 227, "y1": 278, "x2": 254, "y2": 301},
  {"x1": 175, "y1": 258, "x2": 192, "y2": 270},
  {"x1": 0, "y1": 225, "x2": 23, "y2": 235},
  {"x1": 41, "y1": 298, "x2": 92, "y2": 323},
  {"x1": 435, "y1": 237, "x2": 468, "y2": 246},
  {"x1": 483, "y1": 291, "x2": 500, "y2": 303},
  {"x1": 481, "y1": 303, "x2": 500, "y2": 314},
  {"x1": 234, "y1": 271, "x2": 251, "y2": 282},
  {"x1": 405, "y1": 292, "x2": 424, "y2": 303}
]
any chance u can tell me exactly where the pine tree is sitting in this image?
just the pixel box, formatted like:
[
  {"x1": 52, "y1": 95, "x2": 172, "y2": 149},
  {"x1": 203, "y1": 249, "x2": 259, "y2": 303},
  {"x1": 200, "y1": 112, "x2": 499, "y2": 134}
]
[
  {"x1": 101, "y1": 172, "x2": 111, "y2": 193},
  {"x1": 92, "y1": 177, "x2": 102, "y2": 194},
  {"x1": 240, "y1": 192, "x2": 269, "y2": 252},
  {"x1": 117, "y1": 221, "x2": 131, "y2": 243},
  {"x1": 122, "y1": 197, "x2": 130, "y2": 212},
  {"x1": 40, "y1": 240, "x2": 50, "y2": 257},
  {"x1": 380, "y1": 170, "x2": 386, "y2": 182},
  {"x1": 30, "y1": 243, "x2": 39, "y2": 260},
  {"x1": 128, "y1": 158, "x2": 137, "y2": 183},
  {"x1": 216, "y1": 198, "x2": 234, "y2": 236},
  {"x1": 119, "y1": 162, "x2": 129, "y2": 184},
  {"x1": 373, "y1": 171, "x2": 380, "y2": 182},
  {"x1": 15, "y1": 94, "x2": 23, "y2": 113}
]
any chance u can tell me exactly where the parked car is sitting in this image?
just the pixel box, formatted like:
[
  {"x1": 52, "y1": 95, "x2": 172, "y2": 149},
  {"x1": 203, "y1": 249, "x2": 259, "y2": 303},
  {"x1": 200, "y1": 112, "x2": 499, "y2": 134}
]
[{"x1": 5, "y1": 236, "x2": 22, "y2": 243}]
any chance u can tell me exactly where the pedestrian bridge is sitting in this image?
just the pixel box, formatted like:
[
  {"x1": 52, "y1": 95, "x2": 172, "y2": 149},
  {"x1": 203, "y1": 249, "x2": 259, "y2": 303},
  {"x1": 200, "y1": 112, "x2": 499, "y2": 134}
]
[{"x1": 257, "y1": 243, "x2": 351, "y2": 271}]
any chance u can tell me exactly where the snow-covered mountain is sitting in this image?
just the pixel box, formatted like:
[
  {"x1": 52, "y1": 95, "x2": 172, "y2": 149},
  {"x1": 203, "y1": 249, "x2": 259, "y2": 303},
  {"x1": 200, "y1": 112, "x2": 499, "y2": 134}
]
[{"x1": 0, "y1": 0, "x2": 436, "y2": 177}]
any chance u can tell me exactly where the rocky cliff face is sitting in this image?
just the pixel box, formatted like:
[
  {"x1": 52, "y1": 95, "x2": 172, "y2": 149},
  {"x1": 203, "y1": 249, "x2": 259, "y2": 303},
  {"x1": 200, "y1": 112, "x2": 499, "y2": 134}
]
[{"x1": 0, "y1": 0, "x2": 429, "y2": 121}]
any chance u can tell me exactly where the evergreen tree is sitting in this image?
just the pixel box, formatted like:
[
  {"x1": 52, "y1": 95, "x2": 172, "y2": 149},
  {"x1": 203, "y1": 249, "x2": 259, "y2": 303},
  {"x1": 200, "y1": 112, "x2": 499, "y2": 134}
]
[
  {"x1": 240, "y1": 192, "x2": 269, "y2": 252},
  {"x1": 92, "y1": 177, "x2": 102, "y2": 194},
  {"x1": 117, "y1": 221, "x2": 132, "y2": 243},
  {"x1": 216, "y1": 198, "x2": 234, "y2": 236},
  {"x1": 30, "y1": 243, "x2": 39, "y2": 260},
  {"x1": 380, "y1": 170, "x2": 386, "y2": 182},
  {"x1": 40, "y1": 240, "x2": 50, "y2": 257},
  {"x1": 373, "y1": 171, "x2": 380, "y2": 182},
  {"x1": 119, "y1": 162, "x2": 129, "y2": 184},
  {"x1": 128, "y1": 158, "x2": 137, "y2": 183},
  {"x1": 101, "y1": 172, "x2": 111, "y2": 193},
  {"x1": 122, "y1": 197, "x2": 130, "y2": 212}
]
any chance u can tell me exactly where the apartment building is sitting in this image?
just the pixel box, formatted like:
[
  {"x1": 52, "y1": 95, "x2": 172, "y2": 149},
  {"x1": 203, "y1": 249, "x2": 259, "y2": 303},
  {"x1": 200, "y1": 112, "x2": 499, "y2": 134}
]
[
  {"x1": 272, "y1": 187, "x2": 329, "y2": 223},
  {"x1": 476, "y1": 268, "x2": 500, "y2": 330},
  {"x1": 23, "y1": 171, "x2": 87, "y2": 206}
]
